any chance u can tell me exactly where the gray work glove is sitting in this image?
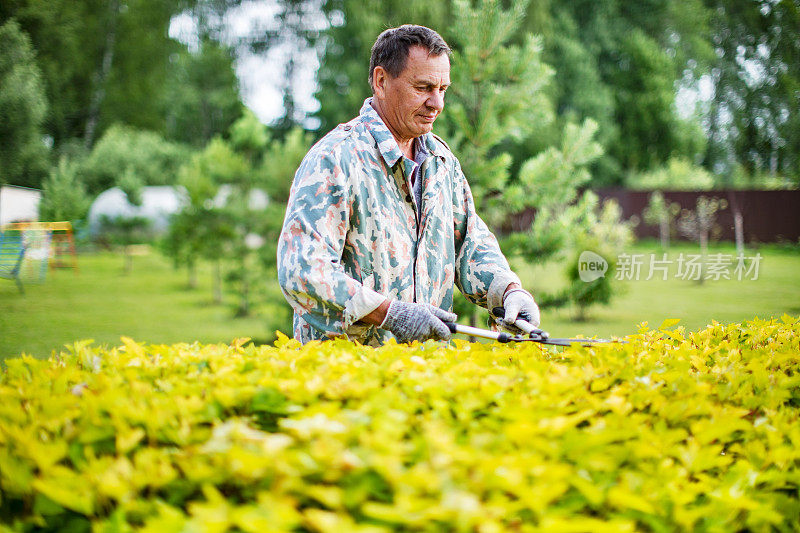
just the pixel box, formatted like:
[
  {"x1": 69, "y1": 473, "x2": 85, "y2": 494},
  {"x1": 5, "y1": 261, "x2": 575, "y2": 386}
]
[
  {"x1": 380, "y1": 301, "x2": 457, "y2": 344},
  {"x1": 500, "y1": 288, "x2": 541, "y2": 333}
]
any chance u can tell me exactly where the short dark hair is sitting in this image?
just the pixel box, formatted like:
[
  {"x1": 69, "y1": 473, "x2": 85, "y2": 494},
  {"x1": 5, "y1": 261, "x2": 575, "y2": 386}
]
[{"x1": 368, "y1": 25, "x2": 451, "y2": 87}]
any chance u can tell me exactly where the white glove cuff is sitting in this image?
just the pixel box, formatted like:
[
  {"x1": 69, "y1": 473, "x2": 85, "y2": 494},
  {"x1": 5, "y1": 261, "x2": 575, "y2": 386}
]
[
  {"x1": 487, "y1": 271, "x2": 522, "y2": 310},
  {"x1": 503, "y1": 288, "x2": 533, "y2": 304},
  {"x1": 378, "y1": 300, "x2": 399, "y2": 329}
]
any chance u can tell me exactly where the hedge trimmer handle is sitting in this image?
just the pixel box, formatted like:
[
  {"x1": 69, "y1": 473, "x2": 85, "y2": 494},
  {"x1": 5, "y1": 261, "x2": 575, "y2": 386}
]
[{"x1": 445, "y1": 322, "x2": 516, "y2": 343}]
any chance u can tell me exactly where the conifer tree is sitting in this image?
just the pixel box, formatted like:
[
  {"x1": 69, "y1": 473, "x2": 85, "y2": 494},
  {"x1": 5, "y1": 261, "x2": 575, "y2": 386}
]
[
  {"x1": 444, "y1": 0, "x2": 633, "y2": 319},
  {"x1": 442, "y1": 0, "x2": 553, "y2": 228},
  {"x1": 38, "y1": 157, "x2": 91, "y2": 223}
]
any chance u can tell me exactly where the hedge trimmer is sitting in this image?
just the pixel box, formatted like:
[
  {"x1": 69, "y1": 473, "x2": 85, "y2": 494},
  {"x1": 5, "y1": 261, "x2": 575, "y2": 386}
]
[{"x1": 445, "y1": 307, "x2": 625, "y2": 347}]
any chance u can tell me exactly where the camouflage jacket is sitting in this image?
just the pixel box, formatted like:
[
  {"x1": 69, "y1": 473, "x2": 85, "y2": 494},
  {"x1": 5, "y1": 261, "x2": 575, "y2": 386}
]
[{"x1": 277, "y1": 99, "x2": 521, "y2": 345}]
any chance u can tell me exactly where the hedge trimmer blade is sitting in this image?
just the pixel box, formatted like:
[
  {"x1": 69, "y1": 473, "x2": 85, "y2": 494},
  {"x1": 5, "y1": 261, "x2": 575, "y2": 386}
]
[
  {"x1": 512, "y1": 335, "x2": 623, "y2": 347},
  {"x1": 445, "y1": 322, "x2": 621, "y2": 346}
]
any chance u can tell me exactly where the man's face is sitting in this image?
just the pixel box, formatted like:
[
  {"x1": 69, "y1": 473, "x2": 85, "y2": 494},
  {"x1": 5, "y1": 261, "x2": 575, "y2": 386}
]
[{"x1": 373, "y1": 46, "x2": 451, "y2": 142}]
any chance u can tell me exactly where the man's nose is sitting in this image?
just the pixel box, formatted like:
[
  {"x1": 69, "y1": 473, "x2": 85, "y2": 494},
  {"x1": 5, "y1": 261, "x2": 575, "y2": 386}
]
[{"x1": 427, "y1": 90, "x2": 445, "y2": 111}]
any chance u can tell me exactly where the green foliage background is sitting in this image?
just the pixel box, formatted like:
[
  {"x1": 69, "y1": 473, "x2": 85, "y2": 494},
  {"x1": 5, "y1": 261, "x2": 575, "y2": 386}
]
[
  {"x1": 2, "y1": 0, "x2": 798, "y2": 189},
  {"x1": 314, "y1": 0, "x2": 799, "y2": 186},
  {"x1": 0, "y1": 19, "x2": 49, "y2": 188}
]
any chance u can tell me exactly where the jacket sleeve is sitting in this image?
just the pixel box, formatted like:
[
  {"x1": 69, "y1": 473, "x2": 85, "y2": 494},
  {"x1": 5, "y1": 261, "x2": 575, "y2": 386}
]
[
  {"x1": 277, "y1": 150, "x2": 386, "y2": 337},
  {"x1": 452, "y1": 159, "x2": 521, "y2": 310}
]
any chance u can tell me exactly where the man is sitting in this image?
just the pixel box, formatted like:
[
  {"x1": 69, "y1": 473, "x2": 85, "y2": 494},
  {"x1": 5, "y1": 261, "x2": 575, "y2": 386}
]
[{"x1": 278, "y1": 24, "x2": 539, "y2": 346}]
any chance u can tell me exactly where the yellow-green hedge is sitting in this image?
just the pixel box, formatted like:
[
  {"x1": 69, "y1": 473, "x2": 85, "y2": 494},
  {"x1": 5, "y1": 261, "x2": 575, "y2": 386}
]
[{"x1": 1, "y1": 317, "x2": 799, "y2": 532}]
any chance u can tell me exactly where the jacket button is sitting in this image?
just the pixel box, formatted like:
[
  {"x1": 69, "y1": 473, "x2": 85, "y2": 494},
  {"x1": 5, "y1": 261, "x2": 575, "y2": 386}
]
[{"x1": 405, "y1": 194, "x2": 412, "y2": 203}]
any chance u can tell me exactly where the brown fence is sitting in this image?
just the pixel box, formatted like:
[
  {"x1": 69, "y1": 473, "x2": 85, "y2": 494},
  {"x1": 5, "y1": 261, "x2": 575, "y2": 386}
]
[
  {"x1": 503, "y1": 189, "x2": 800, "y2": 244},
  {"x1": 593, "y1": 189, "x2": 800, "y2": 244}
]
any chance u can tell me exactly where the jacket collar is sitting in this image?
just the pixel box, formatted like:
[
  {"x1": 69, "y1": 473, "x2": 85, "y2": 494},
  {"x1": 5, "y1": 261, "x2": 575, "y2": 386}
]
[{"x1": 359, "y1": 98, "x2": 447, "y2": 168}]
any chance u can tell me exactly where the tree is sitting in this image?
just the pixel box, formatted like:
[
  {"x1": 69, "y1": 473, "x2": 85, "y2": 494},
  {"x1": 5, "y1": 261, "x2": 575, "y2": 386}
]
[
  {"x1": 441, "y1": 0, "x2": 553, "y2": 227},
  {"x1": 1, "y1": 0, "x2": 105, "y2": 149},
  {"x1": 544, "y1": 0, "x2": 711, "y2": 182},
  {"x1": 564, "y1": 195, "x2": 635, "y2": 321},
  {"x1": 426, "y1": 0, "x2": 553, "y2": 325},
  {"x1": 163, "y1": 116, "x2": 309, "y2": 334},
  {"x1": 165, "y1": 110, "x2": 273, "y2": 317},
  {"x1": 259, "y1": 126, "x2": 313, "y2": 260},
  {"x1": 642, "y1": 192, "x2": 680, "y2": 250},
  {"x1": 163, "y1": 136, "x2": 244, "y2": 298},
  {"x1": 81, "y1": 124, "x2": 190, "y2": 195},
  {"x1": 313, "y1": 0, "x2": 714, "y2": 186},
  {"x1": 243, "y1": 0, "x2": 327, "y2": 135},
  {"x1": 97, "y1": 214, "x2": 152, "y2": 273},
  {"x1": 438, "y1": 0, "x2": 634, "y2": 322},
  {"x1": 1, "y1": 0, "x2": 240, "y2": 152},
  {"x1": 702, "y1": 0, "x2": 800, "y2": 182},
  {"x1": 677, "y1": 195, "x2": 727, "y2": 282},
  {"x1": 82, "y1": 0, "x2": 121, "y2": 149},
  {"x1": 503, "y1": 117, "x2": 637, "y2": 313},
  {"x1": 162, "y1": 40, "x2": 243, "y2": 147},
  {"x1": 532, "y1": 10, "x2": 616, "y2": 177},
  {"x1": 0, "y1": 19, "x2": 49, "y2": 188},
  {"x1": 610, "y1": 29, "x2": 707, "y2": 173},
  {"x1": 222, "y1": 110, "x2": 273, "y2": 317},
  {"x1": 93, "y1": 0, "x2": 201, "y2": 141},
  {"x1": 38, "y1": 157, "x2": 91, "y2": 222},
  {"x1": 504, "y1": 120, "x2": 605, "y2": 265}
]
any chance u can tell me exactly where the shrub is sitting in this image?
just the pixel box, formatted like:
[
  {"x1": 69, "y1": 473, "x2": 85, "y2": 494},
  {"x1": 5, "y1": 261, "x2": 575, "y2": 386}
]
[
  {"x1": 38, "y1": 157, "x2": 91, "y2": 223},
  {"x1": 1, "y1": 317, "x2": 799, "y2": 531},
  {"x1": 626, "y1": 157, "x2": 715, "y2": 191}
]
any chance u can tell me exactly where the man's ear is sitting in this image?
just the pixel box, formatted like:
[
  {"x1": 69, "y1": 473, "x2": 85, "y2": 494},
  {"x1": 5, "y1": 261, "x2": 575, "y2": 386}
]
[{"x1": 372, "y1": 66, "x2": 388, "y2": 98}]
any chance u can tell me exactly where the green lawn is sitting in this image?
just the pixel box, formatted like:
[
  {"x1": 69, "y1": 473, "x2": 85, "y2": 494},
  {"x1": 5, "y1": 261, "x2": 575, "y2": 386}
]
[
  {"x1": 2, "y1": 243, "x2": 799, "y2": 360},
  {"x1": 1, "y1": 251, "x2": 289, "y2": 361}
]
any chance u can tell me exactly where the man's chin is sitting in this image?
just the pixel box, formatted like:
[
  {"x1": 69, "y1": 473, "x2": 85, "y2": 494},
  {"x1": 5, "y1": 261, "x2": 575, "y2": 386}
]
[{"x1": 415, "y1": 123, "x2": 435, "y2": 136}]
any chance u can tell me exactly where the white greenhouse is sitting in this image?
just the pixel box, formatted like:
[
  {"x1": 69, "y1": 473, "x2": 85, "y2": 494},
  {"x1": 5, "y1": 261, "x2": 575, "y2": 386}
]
[
  {"x1": 87, "y1": 186, "x2": 186, "y2": 235},
  {"x1": 87, "y1": 185, "x2": 269, "y2": 235}
]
